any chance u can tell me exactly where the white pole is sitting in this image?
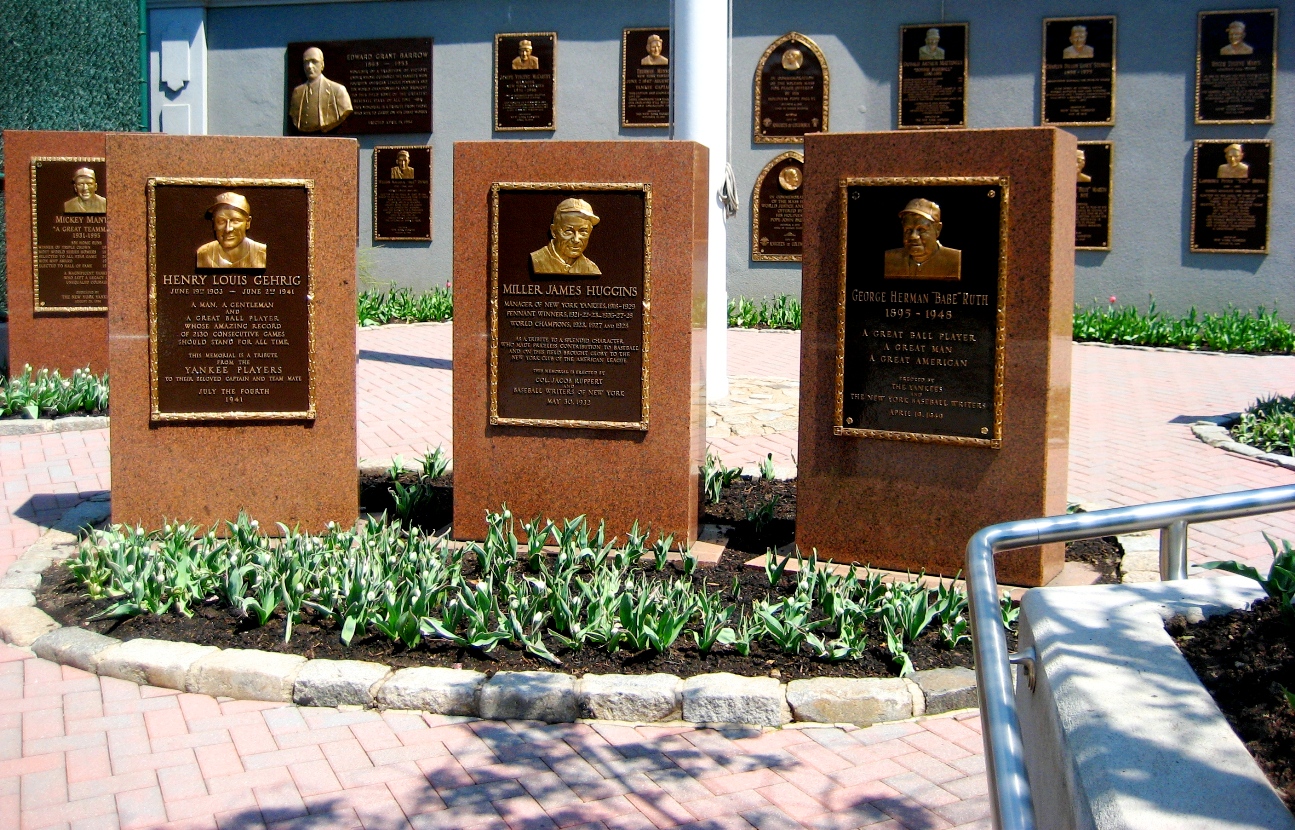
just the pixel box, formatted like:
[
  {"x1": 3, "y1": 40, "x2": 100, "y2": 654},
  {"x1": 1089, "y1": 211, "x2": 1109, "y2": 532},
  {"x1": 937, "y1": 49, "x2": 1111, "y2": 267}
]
[{"x1": 671, "y1": 0, "x2": 729, "y2": 402}]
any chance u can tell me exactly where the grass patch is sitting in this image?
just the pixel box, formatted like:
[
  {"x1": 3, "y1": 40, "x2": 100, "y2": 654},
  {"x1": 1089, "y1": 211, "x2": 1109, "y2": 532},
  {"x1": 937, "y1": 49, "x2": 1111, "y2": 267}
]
[
  {"x1": 1, "y1": 366, "x2": 108, "y2": 419},
  {"x1": 1074, "y1": 300, "x2": 1295, "y2": 354},
  {"x1": 1231, "y1": 394, "x2": 1295, "y2": 457},
  {"x1": 358, "y1": 285, "x2": 453, "y2": 326}
]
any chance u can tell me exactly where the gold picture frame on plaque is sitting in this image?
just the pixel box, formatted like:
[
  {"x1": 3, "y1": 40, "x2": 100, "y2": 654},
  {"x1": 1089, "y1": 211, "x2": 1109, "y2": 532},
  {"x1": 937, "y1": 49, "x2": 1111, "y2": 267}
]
[
  {"x1": 1195, "y1": 9, "x2": 1278, "y2": 125},
  {"x1": 1040, "y1": 16, "x2": 1117, "y2": 127},
  {"x1": 147, "y1": 177, "x2": 318, "y2": 422},
  {"x1": 30, "y1": 156, "x2": 110, "y2": 314},
  {"x1": 751, "y1": 151, "x2": 804, "y2": 262},
  {"x1": 494, "y1": 32, "x2": 558, "y2": 132},
  {"x1": 897, "y1": 23, "x2": 969, "y2": 130},
  {"x1": 1188, "y1": 139, "x2": 1272, "y2": 254},
  {"x1": 621, "y1": 27, "x2": 671, "y2": 129},
  {"x1": 489, "y1": 182, "x2": 652, "y2": 431},
  {"x1": 834, "y1": 176, "x2": 1009, "y2": 448},
  {"x1": 372, "y1": 145, "x2": 432, "y2": 242},
  {"x1": 753, "y1": 32, "x2": 830, "y2": 144}
]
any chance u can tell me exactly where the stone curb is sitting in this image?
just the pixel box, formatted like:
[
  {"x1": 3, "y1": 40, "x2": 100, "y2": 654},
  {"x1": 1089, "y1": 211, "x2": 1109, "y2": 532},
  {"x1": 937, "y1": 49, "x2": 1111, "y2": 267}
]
[
  {"x1": 1190, "y1": 421, "x2": 1295, "y2": 471},
  {"x1": 9, "y1": 525, "x2": 977, "y2": 728},
  {"x1": 0, "y1": 415, "x2": 108, "y2": 437},
  {"x1": 1077, "y1": 341, "x2": 1293, "y2": 359}
]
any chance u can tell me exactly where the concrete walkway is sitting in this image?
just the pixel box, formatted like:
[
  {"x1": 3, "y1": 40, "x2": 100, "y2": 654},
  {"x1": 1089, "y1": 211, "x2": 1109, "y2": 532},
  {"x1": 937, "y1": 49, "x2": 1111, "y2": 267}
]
[{"x1": 2, "y1": 326, "x2": 1293, "y2": 829}]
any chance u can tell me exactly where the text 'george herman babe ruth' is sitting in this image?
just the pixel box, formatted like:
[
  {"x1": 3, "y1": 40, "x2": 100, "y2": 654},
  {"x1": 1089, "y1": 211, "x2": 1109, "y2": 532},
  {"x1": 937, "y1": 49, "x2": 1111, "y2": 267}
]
[
  {"x1": 530, "y1": 198, "x2": 602, "y2": 276},
  {"x1": 883, "y1": 198, "x2": 961, "y2": 281}
]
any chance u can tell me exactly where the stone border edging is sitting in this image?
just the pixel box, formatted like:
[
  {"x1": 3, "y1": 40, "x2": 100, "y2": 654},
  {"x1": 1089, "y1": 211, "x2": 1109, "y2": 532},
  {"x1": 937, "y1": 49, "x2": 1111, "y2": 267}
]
[
  {"x1": 1076, "y1": 340, "x2": 1295, "y2": 359},
  {"x1": 0, "y1": 415, "x2": 108, "y2": 437},
  {"x1": 1191, "y1": 420, "x2": 1295, "y2": 472},
  {"x1": 1, "y1": 503, "x2": 978, "y2": 729}
]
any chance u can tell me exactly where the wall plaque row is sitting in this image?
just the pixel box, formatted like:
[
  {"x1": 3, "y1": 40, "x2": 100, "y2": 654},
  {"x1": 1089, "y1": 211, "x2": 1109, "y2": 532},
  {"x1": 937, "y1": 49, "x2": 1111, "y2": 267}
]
[
  {"x1": 489, "y1": 183, "x2": 651, "y2": 430},
  {"x1": 622, "y1": 28, "x2": 670, "y2": 128},
  {"x1": 30, "y1": 158, "x2": 109, "y2": 313},
  {"x1": 754, "y1": 33, "x2": 829, "y2": 143},
  {"x1": 373, "y1": 145, "x2": 432, "y2": 242},
  {"x1": 1190, "y1": 139, "x2": 1271, "y2": 254},
  {"x1": 898, "y1": 23, "x2": 968, "y2": 130},
  {"x1": 1196, "y1": 9, "x2": 1277, "y2": 124},
  {"x1": 836, "y1": 177, "x2": 1007, "y2": 447},
  {"x1": 1042, "y1": 16, "x2": 1115, "y2": 126},
  {"x1": 148, "y1": 178, "x2": 316, "y2": 422},
  {"x1": 1075, "y1": 141, "x2": 1112, "y2": 251},
  {"x1": 284, "y1": 38, "x2": 432, "y2": 135},
  {"x1": 751, "y1": 152, "x2": 804, "y2": 261},
  {"x1": 495, "y1": 32, "x2": 558, "y2": 131}
]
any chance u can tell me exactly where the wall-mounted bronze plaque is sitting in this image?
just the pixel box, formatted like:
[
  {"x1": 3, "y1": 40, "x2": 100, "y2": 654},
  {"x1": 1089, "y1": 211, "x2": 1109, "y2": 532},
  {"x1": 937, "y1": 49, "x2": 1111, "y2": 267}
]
[
  {"x1": 622, "y1": 28, "x2": 670, "y2": 128},
  {"x1": 751, "y1": 152, "x2": 804, "y2": 261},
  {"x1": 1190, "y1": 140, "x2": 1271, "y2": 254},
  {"x1": 148, "y1": 178, "x2": 316, "y2": 422},
  {"x1": 285, "y1": 38, "x2": 432, "y2": 135},
  {"x1": 489, "y1": 183, "x2": 651, "y2": 430},
  {"x1": 835, "y1": 177, "x2": 1007, "y2": 447},
  {"x1": 373, "y1": 146, "x2": 431, "y2": 242},
  {"x1": 1041, "y1": 16, "x2": 1116, "y2": 126},
  {"x1": 30, "y1": 158, "x2": 108, "y2": 313},
  {"x1": 754, "y1": 32, "x2": 829, "y2": 144},
  {"x1": 495, "y1": 32, "x2": 557, "y2": 132},
  {"x1": 898, "y1": 23, "x2": 968, "y2": 130},
  {"x1": 1075, "y1": 142, "x2": 1113, "y2": 251},
  {"x1": 1196, "y1": 9, "x2": 1277, "y2": 124}
]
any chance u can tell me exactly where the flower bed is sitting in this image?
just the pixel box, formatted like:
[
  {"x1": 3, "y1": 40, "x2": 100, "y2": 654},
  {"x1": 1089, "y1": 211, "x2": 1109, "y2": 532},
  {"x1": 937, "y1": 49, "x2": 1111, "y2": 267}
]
[
  {"x1": 1230, "y1": 394, "x2": 1295, "y2": 458},
  {"x1": 0, "y1": 365, "x2": 108, "y2": 419}
]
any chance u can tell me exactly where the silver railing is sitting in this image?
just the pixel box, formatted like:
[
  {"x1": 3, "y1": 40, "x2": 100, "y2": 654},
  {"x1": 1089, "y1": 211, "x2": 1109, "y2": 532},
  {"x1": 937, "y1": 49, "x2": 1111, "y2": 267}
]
[{"x1": 966, "y1": 484, "x2": 1295, "y2": 830}]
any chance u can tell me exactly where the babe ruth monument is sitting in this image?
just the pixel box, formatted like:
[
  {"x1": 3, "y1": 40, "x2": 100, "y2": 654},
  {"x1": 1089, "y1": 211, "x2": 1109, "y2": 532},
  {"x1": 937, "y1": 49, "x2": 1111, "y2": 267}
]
[{"x1": 798, "y1": 128, "x2": 1075, "y2": 587}]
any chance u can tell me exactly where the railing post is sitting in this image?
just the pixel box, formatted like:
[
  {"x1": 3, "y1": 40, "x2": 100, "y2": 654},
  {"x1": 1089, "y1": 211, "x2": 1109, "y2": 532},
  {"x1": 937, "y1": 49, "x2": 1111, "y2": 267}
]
[{"x1": 1159, "y1": 519, "x2": 1188, "y2": 581}]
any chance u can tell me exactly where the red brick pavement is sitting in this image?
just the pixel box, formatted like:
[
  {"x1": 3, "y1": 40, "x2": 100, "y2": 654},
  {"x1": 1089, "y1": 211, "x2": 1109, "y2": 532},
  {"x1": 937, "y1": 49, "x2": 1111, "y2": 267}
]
[{"x1": 3, "y1": 325, "x2": 1294, "y2": 829}]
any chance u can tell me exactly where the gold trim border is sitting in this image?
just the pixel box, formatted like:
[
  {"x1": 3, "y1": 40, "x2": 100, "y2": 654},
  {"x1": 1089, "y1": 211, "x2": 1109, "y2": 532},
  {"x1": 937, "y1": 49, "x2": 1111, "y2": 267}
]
[
  {"x1": 494, "y1": 32, "x2": 558, "y2": 132},
  {"x1": 488, "y1": 181, "x2": 652, "y2": 431},
  {"x1": 1040, "y1": 15, "x2": 1117, "y2": 128},
  {"x1": 1076, "y1": 140, "x2": 1114, "y2": 252},
  {"x1": 833, "y1": 176, "x2": 1009, "y2": 449},
  {"x1": 1188, "y1": 139, "x2": 1273, "y2": 254},
  {"x1": 30, "y1": 157, "x2": 110, "y2": 315},
  {"x1": 897, "y1": 23, "x2": 969, "y2": 130},
  {"x1": 621, "y1": 27, "x2": 671, "y2": 129},
  {"x1": 371, "y1": 145, "x2": 433, "y2": 243},
  {"x1": 753, "y1": 32, "x2": 831, "y2": 145},
  {"x1": 146, "y1": 177, "x2": 318, "y2": 423},
  {"x1": 751, "y1": 151, "x2": 804, "y2": 262},
  {"x1": 1194, "y1": 8, "x2": 1278, "y2": 125}
]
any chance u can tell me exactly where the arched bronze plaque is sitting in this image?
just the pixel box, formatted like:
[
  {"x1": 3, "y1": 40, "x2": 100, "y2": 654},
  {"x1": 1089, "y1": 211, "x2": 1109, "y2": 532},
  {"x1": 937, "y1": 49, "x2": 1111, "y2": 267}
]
[
  {"x1": 751, "y1": 151, "x2": 804, "y2": 262},
  {"x1": 754, "y1": 32, "x2": 829, "y2": 144}
]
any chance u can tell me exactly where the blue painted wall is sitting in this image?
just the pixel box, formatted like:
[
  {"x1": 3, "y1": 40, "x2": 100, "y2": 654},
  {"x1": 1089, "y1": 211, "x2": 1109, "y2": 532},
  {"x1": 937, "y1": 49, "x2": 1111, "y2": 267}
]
[{"x1": 198, "y1": 0, "x2": 1293, "y2": 316}]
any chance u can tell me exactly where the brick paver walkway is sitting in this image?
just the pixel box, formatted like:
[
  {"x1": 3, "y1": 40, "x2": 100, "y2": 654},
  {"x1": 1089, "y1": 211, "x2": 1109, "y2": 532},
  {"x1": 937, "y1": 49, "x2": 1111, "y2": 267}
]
[{"x1": 3, "y1": 324, "x2": 1294, "y2": 829}]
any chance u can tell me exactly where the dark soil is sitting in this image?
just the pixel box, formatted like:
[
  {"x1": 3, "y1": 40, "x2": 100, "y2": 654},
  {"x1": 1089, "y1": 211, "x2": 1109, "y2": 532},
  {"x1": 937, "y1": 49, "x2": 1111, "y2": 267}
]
[
  {"x1": 1065, "y1": 535, "x2": 1123, "y2": 585},
  {"x1": 37, "y1": 474, "x2": 1112, "y2": 681},
  {"x1": 1170, "y1": 600, "x2": 1295, "y2": 808}
]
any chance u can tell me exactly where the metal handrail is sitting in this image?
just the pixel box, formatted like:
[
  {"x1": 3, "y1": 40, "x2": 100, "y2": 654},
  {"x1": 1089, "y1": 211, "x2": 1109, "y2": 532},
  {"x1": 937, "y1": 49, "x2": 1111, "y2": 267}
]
[{"x1": 966, "y1": 484, "x2": 1295, "y2": 830}]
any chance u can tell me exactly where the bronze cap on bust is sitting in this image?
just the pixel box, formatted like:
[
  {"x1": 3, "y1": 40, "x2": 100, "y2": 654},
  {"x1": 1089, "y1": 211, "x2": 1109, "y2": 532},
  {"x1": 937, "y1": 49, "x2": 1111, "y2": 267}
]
[
  {"x1": 530, "y1": 198, "x2": 601, "y2": 275},
  {"x1": 884, "y1": 198, "x2": 961, "y2": 280},
  {"x1": 64, "y1": 167, "x2": 106, "y2": 214},
  {"x1": 196, "y1": 191, "x2": 267, "y2": 269}
]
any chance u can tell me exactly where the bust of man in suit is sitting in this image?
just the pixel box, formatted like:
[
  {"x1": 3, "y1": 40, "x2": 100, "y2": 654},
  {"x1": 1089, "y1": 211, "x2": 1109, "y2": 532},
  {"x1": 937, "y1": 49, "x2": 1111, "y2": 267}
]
[
  {"x1": 884, "y1": 198, "x2": 961, "y2": 280},
  {"x1": 63, "y1": 168, "x2": 106, "y2": 214},
  {"x1": 289, "y1": 47, "x2": 353, "y2": 133}
]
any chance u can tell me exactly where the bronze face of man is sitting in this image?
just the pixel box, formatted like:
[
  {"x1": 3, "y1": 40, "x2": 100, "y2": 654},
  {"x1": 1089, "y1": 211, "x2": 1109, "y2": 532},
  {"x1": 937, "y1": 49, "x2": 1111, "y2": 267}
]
[
  {"x1": 918, "y1": 29, "x2": 945, "y2": 61},
  {"x1": 530, "y1": 198, "x2": 601, "y2": 275},
  {"x1": 1063, "y1": 25, "x2": 1094, "y2": 59},
  {"x1": 1217, "y1": 143, "x2": 1250, "y2": 178},
  {"x1": 289, "y1": 47, "x2": 354, "y2": 133},
  {"x1": 196, "y1": 192, "x2": 267, "y2": 269},
  {"x1": 641, "y1": 34, "x2": 668, "y2": 66},
  {"x1": 512, "y1": 39, "x2": 540, "y2": 70},
  {"x1": 63, "y1": 167, "x2": 106, "y2": 214},
  {"x1": 390, "y1": 150, "x2": 415, "y2": 179},
  {"x1": 883, "y1": 198, "x2": 961, "y2": 280},
  {"x1": 1220, "y1": 21, "x2": 1254, "y2": 55},
  {"x1": 1076, "y1": 149, "x2": 1092, "y2": 183}
]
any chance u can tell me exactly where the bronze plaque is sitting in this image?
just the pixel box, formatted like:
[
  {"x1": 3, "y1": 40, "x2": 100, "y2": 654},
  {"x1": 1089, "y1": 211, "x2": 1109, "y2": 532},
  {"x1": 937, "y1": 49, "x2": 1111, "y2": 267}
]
[
  {"x1": 836, "y1": 178, "x2": 1007, "y2": 447},
  {"x1": 754, "y1": 32, "x2": 829, "y2": 143},
  {"x1": 622, "y1": 28, "x2": 670, "y2": 128},
  {"x1": 148, "y1": 178, "x2": 316, "y2": 421},
  {"x1": 1042, "y1": 16, "x2": 1116, "y2": 126},
  {"x1": 1075, "y1": 142, "x2": 1113, "y2": 251},
  {"x1": 752, "y1": 152, "x2": 804, "y2": 261},
  {"x1": 373, "y1": 146, "x2": 431, "y2": 242},
  {"x1": 490, "y1": 184, "x2": 650, "y2": 430},
  {"x1": 1196, "y1": 9, "x2": 1277, "y2": 124},
  {"x1": 285, "y1": 38, "x2": 432, "y2": 135},
  {"x1": 898, "y1": 23, "x2": 968, "y2": 130},
  {"x1": 30, "y1": 158, "x2": 108, "y2": 313},
  {"x1": 495, "y1": 33, "x2": 557, "y2": 131},
  {"x1": 1190, "y1": 140, "x2": 1271, "y2": 254}
]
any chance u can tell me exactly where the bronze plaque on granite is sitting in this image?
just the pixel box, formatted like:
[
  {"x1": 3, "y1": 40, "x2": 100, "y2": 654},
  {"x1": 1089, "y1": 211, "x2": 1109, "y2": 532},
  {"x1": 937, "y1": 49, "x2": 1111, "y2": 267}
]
[
  {"x1": 1042, "y1": 16, "x2": 1115, "y2": 126},
  {"x1": 836, "y1": 178, "x2": 1007, "y2": 447},
  {"x1": 1196, "y1": 9, "x2": 1277, "y2": 124},
  {"x1": 148, "y1": 178, "x2": 316, "y2": 421},
  {"x1": 898, "y1": 23, "x2": 968, "y2": 130},
  {"x1": 1190, "y1": 140, "x2": 1271, "y2": 253},
  {"x1": 754, "y1": 32, "x2": 829, "y2": 143},
  {"x1": 285, "y1": 38, "x2": 432, "y2": 135},
  {"x1": 1076, "y1": 142, "x2": 1112, "y2": 251},
  {"x1": 489, "y1": 183, "x2": 651, "y2": 430},
  {"x1": 495, "y1": 33, "x2": 557, "y2": 131},
  {"x1": 752, "y1": 152, "x2": 804, "y2": 261},
  {"x1": 373, "y1": 146, "x2": 431, "y2": 242},
  {"x1": 31, "y1": 158, "x2": 108, "y2": 313},
  {"x1": 622, "y1": 28, "x2": 670, "y2": 128}
]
